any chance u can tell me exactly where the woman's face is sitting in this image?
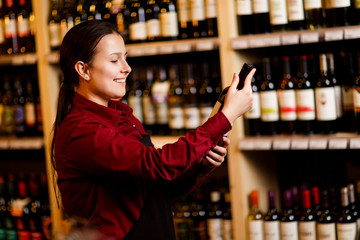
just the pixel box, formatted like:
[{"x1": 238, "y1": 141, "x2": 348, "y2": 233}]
[{"x1": 82, "y1": 33, "x2": 131, "y2": 106}]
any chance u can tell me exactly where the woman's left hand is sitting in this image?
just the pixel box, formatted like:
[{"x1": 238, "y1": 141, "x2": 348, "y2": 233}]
[{"x1": 202, "y1": 136, "x2": 230, "y2": 169}]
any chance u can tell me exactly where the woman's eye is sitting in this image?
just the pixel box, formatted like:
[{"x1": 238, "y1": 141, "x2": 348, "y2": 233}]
[{"x1": 111, "y1": 60, "x2": 118, "y2": 63}]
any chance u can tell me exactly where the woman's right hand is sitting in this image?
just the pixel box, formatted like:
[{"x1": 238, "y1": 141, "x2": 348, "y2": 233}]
[{"x1": 221, "y1": 69, "x2": 256, "y2": 124}]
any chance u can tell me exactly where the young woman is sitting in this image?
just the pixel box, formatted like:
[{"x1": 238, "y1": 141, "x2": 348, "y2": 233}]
[{"x1": 51, "y1": 20, "x2": 255, "y2": 240}]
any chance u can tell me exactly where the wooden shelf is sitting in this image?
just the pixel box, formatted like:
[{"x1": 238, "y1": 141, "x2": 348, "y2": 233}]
[
  {"x1": 0, "y1": 53, "x2": 37, "y2": 66},
  {"x1": 0, "y1": 137, "x2": 44, "y2": 150},
  {"x1": 231, "y1": 25, "x2": 360, "y2": 50},
  {"x1": 238, "y1": 133, "x2": 360, "y2": 151}
]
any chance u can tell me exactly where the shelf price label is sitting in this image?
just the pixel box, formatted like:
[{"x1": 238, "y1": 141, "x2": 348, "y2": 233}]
[
  {"x1": 254, "y1": 139, "x2": 272, "y2": 150},
  {"x1": 328, "y1": 138, "x2": 348, "y2": 149},
  {"x1": 291, "y1": 139, "x2": 309, "y2": 150},
  {"x1": 238, "y1": 139, "x2": 255, "y2": 151},
  {"x1": 175, "y1": 43, "x2": 192, "y2": 53},
  {"x1": 249, "y1": 36, "x2": 281, "y2": 48},
  {"x1": 349, "y1": 138, "x2": 360, "y2": 149},
  {"x1": 281, "y1": 33, "x2": 299, "y2": 45},
  {"x1": 273, "y1": 139, "x2": 291, "y2": 150},
  {"x1": 196, "y1": 41, "x2": 215, "y2": 51},
  {"x1": 309, "y1": 138, "x2": 328, "y2": 150},
  {"x1": 300, "y1": 32, "x2": 319, "y2": 43},
  {"x1": 11, "y1": 55, "x2": 24, "y2": 66},
  {"x1": 231, "y1": 38, "x2": 248, "y2": 49},
  {"x1": 324, "y1": 29, "x2": 343, "y2": 41},
  {"x1": 142, "y1": 47, "x2": 158, "y2": 56},
  {"x1": 0, "y1": 139, "x2": 8, "y2": 149},
  {"x1": 159, "y1": 45, "x2": 174, "y2": 54},
  {"x1": 344, "y1": 26, "x2": 360, "y2": 40},
  {"x1": 128, "y1": 47, "x2": 145, "y2": 57}
]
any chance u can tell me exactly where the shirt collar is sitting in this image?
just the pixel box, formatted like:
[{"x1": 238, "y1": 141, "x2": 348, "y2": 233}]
[{"x1": 72, "y1": 93, "x2": 133, "y2": 125}]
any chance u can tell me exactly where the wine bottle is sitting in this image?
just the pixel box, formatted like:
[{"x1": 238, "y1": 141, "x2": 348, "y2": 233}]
[
  {"x1": 310, "y1": 186, "x2": 321, "y2": 219},
  {"x1": 159, "y1": 0, "x2": 178, "y2": 40},
  {"x1": 315, "y1": 54, "x2": 337, "y2": 135},
  {"x1": 59, "y1": 0, "x2": 75, "y2": 42},
  {"x1": 101, "y1": 0, "x2": 112, "y2": 21},
  {"x1": 253, "y1": 0, "x2": 271, "y2": 33},
  {"x1": 206, "y1": 190, "x2": 223, "y2": 239},
  {"x1": 247, "y1": 190, "x2": 264, "y2": 240},
  {"x1": 264, "y1": 189, "x2": 281, "y2": 240},
  {"x1": 339, "y1": 51, "x2": 356, "y2": 132},
  {"x1": 236, "y1": 0, "x2": 254, "y2": 35},
  {"x1": 176, "y1": 0, "x2": 190, "y2": 39},
  {"x1": 168, "y1": 63, "x2": 185, "y2": 136},
  {"x1": 286, "y1": 0, "x2": 306, "y2": 30},
  {"x1": 13, "y1": 77, "x2": 25, "y2": 137},
  {"x1": 351, "y1": 0, "x2": 360, "y2": 25},
  {"x1": 336, "y1": 187, "x2": 357, "y2": 240},
  {"x1": 299, "y1": 190, "x2": 316, "y2": 240},
  {"x1": 244, "y1": 66, "x2": 261, "y2": 136},
  {"x1": 182, "y1": 63, "x2": 201, "y2": 131},
  {"x1": 317, "y1": 189, "x2": 336, "y2": 240},
  {"x1": 269, "y1": 0, "x2": 288, "y2": 32},
  {"x1": 205, "y1": 0, "x2": 218, "y2": 37},
  {"x1": 291, "y1": 185, "x2": 302, "y2": 218},
  {"x1": 173, "y1": 196, "x2": 193, "y2": 240},
  {"x1": 189, "y1": 0, "x2": 207, "y2": 38},
  {"x1": 327, "y1": 53, "x2": 342, "y2": 132},
  {"x1": 222, "y1": 192, "x2": 233, "y2": 240},
  {"x1": 0, "y1": 174, "x2": 6, "y2": 238},
  {"x1": 151, "y1": 65, "x2": 170, "y2": 135},
  {"x1": 0, "y1": 0, "x2": 6, "y2": 55},
  {"x1": 304, "y1": 0, "x2": 324, "y2": 29},
  {"x1": 4, "y1": 0, "x2": 19, "y2": 54},
  {"x1": 296, "y1": 55, "x2": 316, "y2": 135},
  {"x1": 48, "y1": 0, "x2": 61, "y2": 51},
  {"x1": 129, "y1": 0, "x2": 147, "y2": 43},
  {"x1": 115, "y1": 0, "x2": 131, "y2": 43},
  {"x1": 260, "y1": 58, "x2": 279, "y2": 135},
  {"x1": 354, "y1": 52, "x2": 360, "y2": 134},
  {"x1": 1, "y1": 76, "x2": 15, "y2": 135},
  {"x1": 24, "y1": 76, "x2": 37, "y2": 136},
  {"x1": 280, "y1": 190, "x2": 299, "y2": 240},
  {"x1": 87, "y1": 0, "x2": 102, "y2": 20},
  {"x1": 145, "y1": 0, "x2": 161, "y2": 41},
  {"x1": 324, "y1": 0, "x2": 351, "y2": 27},
  {"x1": 278, "y1": 56, "x2": 297, "y2": 135},
  {"x1": 127, "y1": 67, "x2": 144, "y2": 123},
  {"x1": 17, "y1": 0, "x2": 32, "y2": 53},
  {"x1": 190, "y1": 188, "x2": 207, "y2": 240},
  {"x1": 74, "y1": 0, "x2": 89, "y2": 25},
  {"x1": 198, "y1": 61, "x2": 216, "y2": 125},
  {"x1": 27, "y1": 173, "x2": 44, "y2": 240},
  {"x1": 347, "y1": 183, "x2": 360, "y2": 230},
  {"x1": 142, "y1": 65, "x2": 156, "y2": 135}
]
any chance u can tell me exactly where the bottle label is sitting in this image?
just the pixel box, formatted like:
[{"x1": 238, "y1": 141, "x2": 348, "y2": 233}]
[
  {"x1": 25, "y1": 102, "x2": 36, "y2": 127},
  {"x1": 356, "y1": 0, "x2": 360, "y2": 8},
  {"x1": 205, "y1": 0, "x2": 217, "y2": 18},
  {"x1": 146, "y1": 19, "x2": 161, "y2": 38},
  {"x1": 152, "y1": 81, "x2": 170, "y2": 124},
  {"x1": 299, "y1": 221, "x2": 316, "y2": 240},
  {"x1": 278, "y1": 89, "x2": 297, "y2": 121},
  {"x1": 142, "y1": 96, "x2": 156, "y2": 125},
  {"x1": 317, "y1": 223, "x2": 336, "y2": 240},
  {"x1": 342, "y1": 86, "x2": 354, "y2": 111},
  {"x1": 269, "y1": 0, "x2": 288, "y2": 25},
  {"x1": 222, "y1": 219, "x2": 233, "y2": 240},
  {"x1": 264, "y1": 220, "x2": 280, "y2": 240},
  {"x1": 177, "y1": 0, "x2": 190, "y2": 22},
  {"x1": 207, "y1": 218, "x2": 223, "y2": 239},
  {"x1": 253, "y1": 0, "x2": 270, "y2": 14},
  {"x1": 336, "y1": 223, "x2": 356, "y2": 240},
  {"x1": 315, "y1": 87, "x2": 337, "y2": 121},
  {"x1": 4, "y1": 17, "x2": 17, "y2": 38},
  {"x1": 154, "y1": 102, "x2": 168, "y2": 124},
  {"x1": 128, "y1": 95, "x2": 143, "y2": 123},
  {"x1": 236, "y1": 0, "x2": 253, "y2": 15},
  {"x1": 0, "y1": 19, "x2": 5, "y2": 44},
  {"x1": 169, "y1": 106, "x2": 184, "y2": 129},
  {"x1": 287, "y1": 0, "x2": 305, "y2": 21},
  {"x1": 17, "y1": 17, "x2": 30, "y2": 37},
  {"x1": 248, "y1": 220, "x2": 264, "y2": 240},
  {"x1": 328, "y1": 0, "x2": 350, "y2": 8},
  {"x1": 3, "y1": 105, "x2": 14, "y2": 134},
  {"x1": 48, "y1": 22, "x2": 60, "y2": 48},
  {"x1": 160, "y1": 12, "x2": 179, "y2": 37},
  {"x1": 245, "y1": 92, "x2": 261, "y2": 119},
  {"x1": 295, "y1": 89, "x2": 315, "y2": 120},
  {"x1": 190, "y1": 0, "x2": 206, "y2": 21},
  {"x1": 280, "y1": 221, "x2": 299, "y2": 240},
  {"x1": 29, "y1": 12, "x2": 36, "y2": 36},
  {"x1": 184, "y1": 106, "x2": 200, "y2": 129},
  {"x1": 199, "y1": 105, "x2": 213, "y2": 125},
  {"x1": 304, "y1": 0, "x2": 322, "y2": 9},
  {"x1": 129, "y1": 22, "x2": 147, "y2": 41},
  {"x1": 260, "y1": 91, "x2": 279, "y2": 122},
  {"x1": 334, "y1": 85, "x2": 343, "y2": 118}
]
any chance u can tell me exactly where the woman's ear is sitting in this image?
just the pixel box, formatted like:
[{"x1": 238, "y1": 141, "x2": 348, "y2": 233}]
[{"x1": 75, "y1": 61, "x2": 90, "y2": 80}]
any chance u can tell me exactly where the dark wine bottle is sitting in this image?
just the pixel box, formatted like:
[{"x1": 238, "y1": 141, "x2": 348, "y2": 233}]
[
  {"x1": 317, "y1": 189, "x2": 336, "y2": 240},
  {"x1": 304, "y1": 0, "x2": 324, "y2": 29},
  {"x1": 299, "y1": 190, "x2": 316, "y2": 240},
  {"x1": 4, "y1": 0, "x2": 19, "y2": 54},
  {"x1": 0, "y1": 0, "x2": 6, "y2": 55},
  {"x1": 286, "y1": 0, "x2": 306, "y2": 30},
  {"x1": 347, "y1": 183, "x2": 360, "y2": 227},
  {"x1": 264, "y1": 189, "x2": 281, "y2": 240},
  {"x1": 87, "y1": 0, "x2": 102, "y2": 20},
  {"x1": 351, "y1": 0, "x2": 360, "y2": 25},
  {"x1": 198, "y1": 61, "x2": 216, "y2": 125},
  {"x1": 296, "y1": 55, "x2": 316, "y2": 135},
  {"x1": 13, "y1": 77, "x2": 25, "y2": 137},
  {"x1": 315, "y1": 54, "x2": 337, "y2": 135},
  {"x1": 325, "y1": 0, "x2": 351, "y2": 27},
  {"x1": 17, "y1": 0, "x2": 33, "y2": 53},
  {"x1": 142, "y1": 66, "x2": 156, "y2": 135},
  {"x1": 189, "y1": 0, "x2": 207, "y2": 38},
  {"x1": 129, "y1": 0, "x2": 147, "y2": 43},
  {"x1": 205, "y1": 0, "x2": 218, "y2": 36},
  {"x1": 59, "y1": 0, "x2": 75, "y2": 41},
  {"x1": 159, "y1": 0, "x2": 179, "y2": 40},
  {"x1": 177, "y1": 0, "x2": 190, "y2": 39},
  {"x1": 336, "y1": 187, "x2": 357, "y2": 240},
  {"x1": 354, "y1": 52, "x2": 360, "y2": 134},
  {"x1": 269, "y1": 0, "x2": 288, "y2": 32},
  {"x1": 278, "y1": 56, "x2": 297, "y2": 135},
  {"x1": 207, "y1": 190, "x2": 224, "y2": 239},
  {"x1": 48, "y1": 0, "x2": 61, "y2": 51},
  {"x1": 74, "y1": 0, "x2": 89, "y2": 25},
  {"x1": 260, "y1": 58, "x2": 279, "y2": 135},
  {"x1": 145, "y1": 0, "x2": 161, "y2": 41},
  {"x1": 253, "y1": 0, "x2": 271, "y2": 33},
  {"x1": 310, "y1": 186, "x2": 321, "y2": 219},
  {"x1": 280, "y1": 190, "x2": 299, "y2": 240},
  {"x1": 24, "y1": 77, "x2": 37, "y2": 136},
  {"x1": 236, "y1": 0, "x2": 254, "y2": 35},
  {"x1": 127, "y1": 68, "x2": 144, "y2": 123}
]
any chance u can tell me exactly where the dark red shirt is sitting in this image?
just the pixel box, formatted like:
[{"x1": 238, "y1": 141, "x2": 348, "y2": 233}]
[{"x1": 54, "y1": 93, "x2": 231, "y2": 239}]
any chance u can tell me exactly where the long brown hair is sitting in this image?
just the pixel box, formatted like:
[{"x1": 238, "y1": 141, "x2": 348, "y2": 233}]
[{"x1": 50, "y1": 20, "x2": 120, "y2": 203}]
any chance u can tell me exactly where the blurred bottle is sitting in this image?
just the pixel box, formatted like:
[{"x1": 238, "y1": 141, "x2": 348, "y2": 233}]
[
  {"x1": 5, "y1": 173, "x2": 17, "y2": 240},
  {"x1": 198, "y1": 61, "x2": 215, "y2": 125},
  {"x1": 247, "y1": 190, "x2": 263, "y2": 240},
  {"x1": 205, "y1": 0, "x2": 217, "y2": 37},
  {"x1": 207, "y1": 190, "x2": 223, "y2": 240},
  {"x1": 336, "y1": 187, "x2": 357, "y2": 240},
  {"x1": 1, "y1": 76, "x2": 14, "y2": 136},
  {"x1": 74, "y1": 0, "x2": 89, "y2": 25},
  {"x1": 173, "y1": 197, "x2": 193, "y2": 240},
  {"x1": 145, "y1": 0, "x2": 161, "y2": 41},
  {"x1": 317, "y1": 189, "x2": 336, "y2": 240},
  {"x1": 280, "y1": 190, "x2": 299, "y2": 240},
  {"x1": 264, "y1": 189, "x2": 280, "y2": 240},
  {"x1": 17, "y1": 0, "x2": 33, "y2": 53},
  {"x1": 190, "y1": 0, "x2": 207, "y2": 38},
  {"x1": 33, "y1": 77, "x2": 43, "y2": 136},
  {"x1": 354, "y1": 52, "x2": 360, "y2": 134},
  {"x1": 177, "y1": 0, "x2": 190, "y2": 39},
  {"x1": 269, "y1": 0, "x2": 288, "y2": 32},
  {"x1": 159, "y1": 0, "x2": 178, "y2": 40},
  {"x1": 286, "y1": 0, "x2": 306, "y2": 30},
  {"x1": 191, "y1": 188, "x2": 207, "y2": 240},
  {"x1": 4, "y1": 0, "x2": 19, "y2": 54},
  {"x1": 13, "y1": 77, "x2": 25, "y2": 137},
  {"x1": 0, "y1": 174, "x2": 6, "y2": 240},
  {"x1": 129, "y1": 0, "x2": 147, "y2": 43},
  {"x1": 87, "y1": 0, "x2": 102, "y2": 20},
  {"x1": 347, "y1": 183, "x2": 360, "y2": 230},
  {"x1": 115, "y1": 0, "x2": 131, "y2": 43},
  {"x1": 127, "y1": 67, "x2": 144, "y2": 123},
  {"x1": 27, "y1": 173, "x2": 44, "y2": 240},
  {"x1": 310, "y1": 186, "x2": 321, "y2": 219},
  {"x1": 142, "y1": 65, "x2": 156, "y2": 135},
  {"x1": 222, "y1": 192, "x2": 232, "y2": 240},
  {"x1": 0, "y1": 0, "x2": 6, "y2": 55},
  {"x1": 304, "y1": 0, "x2": 323, "y2": 29},
  {"x1": 253, "y1": 0, "x2": 271, "y2": 33},
  {"x1": 24, "y1": 77, "x2": 37, "y2": 136},
  {"x1": 299, "y1": 190, "x2": 316, "y2": 240},
  {"x1": 59, "y1": 0, "x2": 75, "y2": 42},
  {"x1": 324, "y1": 0, "x2": 351, "y2": 27},
  {"x1": 48, "y1": 0, "x2": 61, "y2": 51},
  {"x1": 236, "y1": 0, "x2": 254, "y2": 35}
]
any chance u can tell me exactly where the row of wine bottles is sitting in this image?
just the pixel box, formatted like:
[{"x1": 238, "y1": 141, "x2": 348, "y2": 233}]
[
  {"x1": 122, "y1": 60, "x2": 221, "y2": 136},
  {"x1": 0, "y1": 67, "x2": 43, "y2": 137},
  {"x1": 48, "y1": 0, "x2": 218, "y2": 50},
  {"x1": 172, "y1": 183, "x2": 232, "y2": 240},
  {"x1": 0, "y1": 172, "x2": 50, "y2": 240},
  {"x1": 0, "y1": 0, "x2": 36, "y2": 55},
  {"x1": 248, "y1": 182, "x2": 360, "y2": 240},
  {"x1": 244, "y1": 51, "x2": 360, "y2": 136},
  {"x1": 237, "y1": 0, "x2": 360, "y2": 35}
]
